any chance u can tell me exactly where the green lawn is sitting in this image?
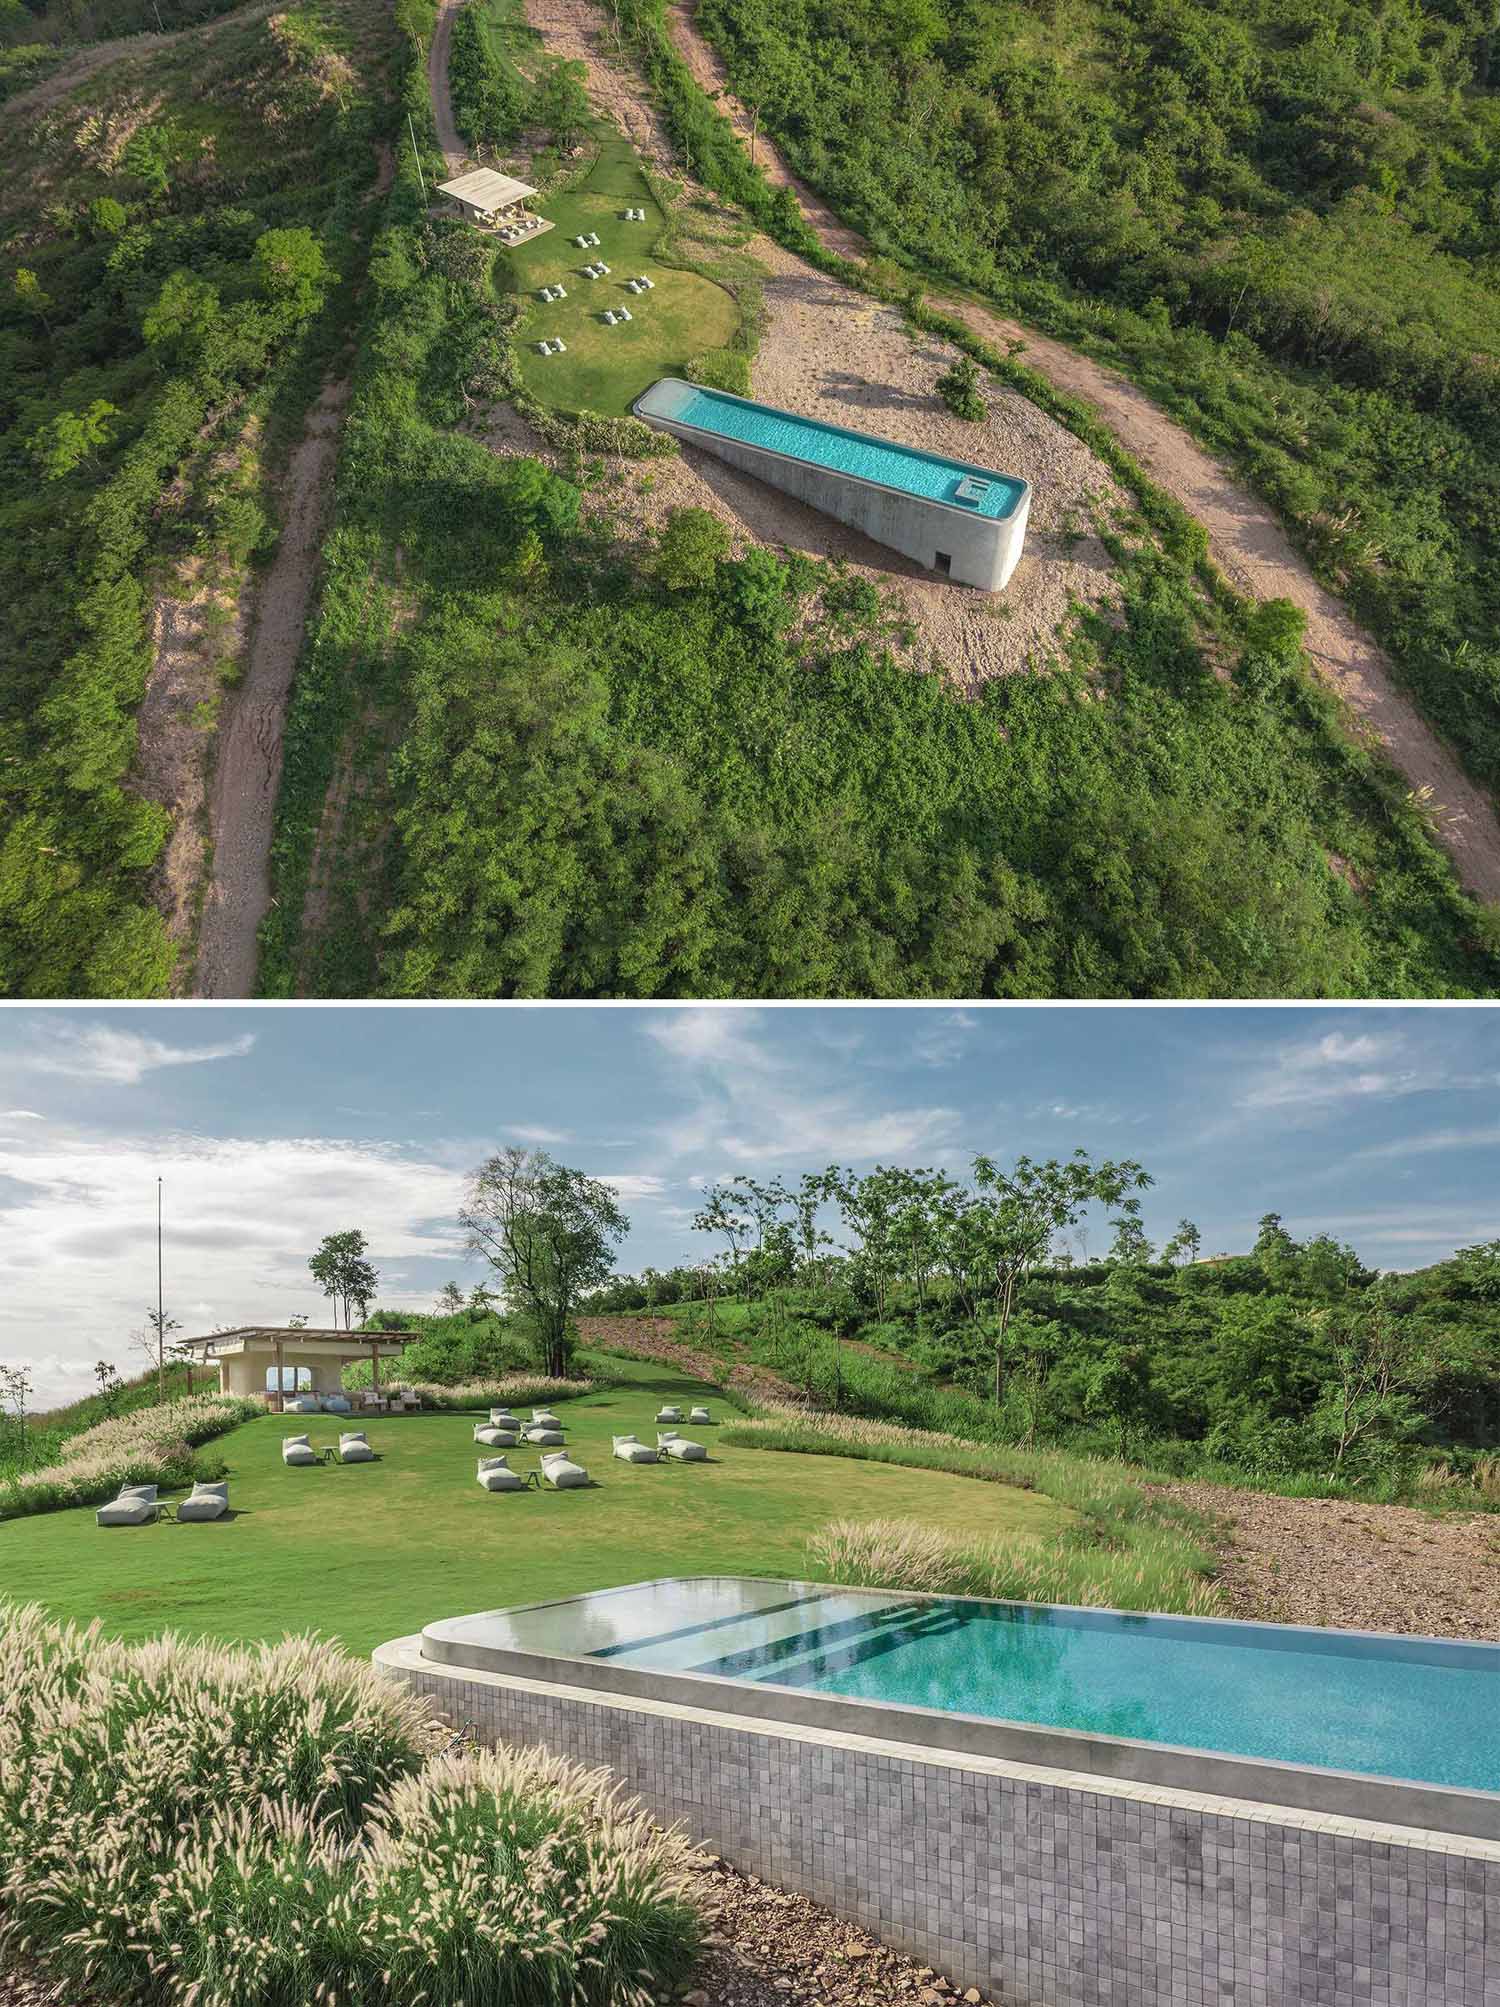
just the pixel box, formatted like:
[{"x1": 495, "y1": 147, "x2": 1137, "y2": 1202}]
[
  {"x1": 0, "y1": 1372, "x2": 1067, "y2": 1658},
  {"x1": 497, "y1": 135, "x2": 739, "y2": 416}
]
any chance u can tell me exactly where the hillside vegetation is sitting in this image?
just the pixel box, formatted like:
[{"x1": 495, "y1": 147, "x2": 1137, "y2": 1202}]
[
  {"x1": 687, "y1": 0, "x2": 1500, "y2": 793},
  {"x1": 258, "y1": 0, "x2": 1500, "y2": 998},
  {"x1": 0, "y1": 0, "x2": 395, "y2": 994}
]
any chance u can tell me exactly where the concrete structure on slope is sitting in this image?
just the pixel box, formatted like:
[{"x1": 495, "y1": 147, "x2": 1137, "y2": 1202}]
[
  {"x1": 173, "y1": 1326, "x2": 420, "y2": 1407},
  {"x1": 633, "y1": 378, "x2": 1031, "y2": 590}
]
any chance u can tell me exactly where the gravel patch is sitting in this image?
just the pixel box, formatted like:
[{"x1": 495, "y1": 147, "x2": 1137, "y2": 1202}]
[
  {"x1": 1150, "y1": 1480, "x2": 1500, "y2": 1640},
  {"x1": 686, "y1": 1851, "x2": 993, "y2": 2007}
]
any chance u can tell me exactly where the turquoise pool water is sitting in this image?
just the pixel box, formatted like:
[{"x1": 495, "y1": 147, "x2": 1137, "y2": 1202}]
[
  {"x1": 636, "y1": 380, "x2": 1026, "y2": 520},
  {"x1": 531, "y1": 1579, "x2": 1500, "y2": 1794}
]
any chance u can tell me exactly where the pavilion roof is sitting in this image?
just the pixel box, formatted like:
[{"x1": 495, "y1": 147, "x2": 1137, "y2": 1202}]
[{"x1": 436, "y1": 168, "x2": 537, "y2": 210}]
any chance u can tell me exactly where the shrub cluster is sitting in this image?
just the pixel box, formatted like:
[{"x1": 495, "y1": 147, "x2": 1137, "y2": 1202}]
[
  {"x1": 402, "y1": 1373, "x2": 604, "y2": 1410},
  {"x1": 0, "y1": 1392, "x2": 264, "y2": 1520},
  {"x1": 0, "y1": 1604, "x2": 703, "y2": 2007}
]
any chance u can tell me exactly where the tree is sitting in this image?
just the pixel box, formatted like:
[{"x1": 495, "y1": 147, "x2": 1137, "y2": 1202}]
[
  {"x1": 1254, "y1": 1212, "x2": 1299, "y2": 1261},
  {"x1": 535, "y1": 58, "x2": 591, "y2": 150},
  {"x1": 693, "y1": 1183, "x2": 755, "y2": 1282},
  {"x1": 121, "y1": 120, "x2": 186, "y2": 199},
  {"x1": 460, "y1": 1148, "x2": 627, "y2": 1377},
  {"x1": 93, "y1": 1360, "x2": 124, "y2": 1417},
  {"x1": 0, "y1": 1364, "x2": 33, "y2": 1467},
  {"x1": 437, "y1": 1281, "x2": 466, "y2": 1315},
  {"x1": 935, "y1": 354, "x2": 986, "y2": 421},
  {"x1": 1162, "y1": 1218, "x2": 1202, "y2": 1265},
  {"x1": 1107, "y1": 1198, "x2": 1154, "y2": 1266},
  {"x1": 133, "y1": 1307, "x2": 181, "y2": 1400},
  {"x1": 467, "y1": 1282, "x2": 497, "y2": 1314},
  {"x1": 252, "y1": 227, "x2": 331, "y2": 318},
  {"x1": 27, "y1": 400, "x2": 117, "y2": 480},
  {"x1": 308, "y1": 1229, "x2": 379, "y2": 1330},
  {"x1": 653, "y1": 507, "x2": 731, "y2": 591},
  {"x1": 1312, "y1": 1298, "x2": 1435, "y2": 1477},
  {"x1": 87, "y1": 196, "x2": 129, "y2": 238},
  {"x1": 142, "y1": 270, "x2": 220, "y2": 360},
  {"x1": 14, "y1": 267, "x2": 52, "y2": 334},
  {"x1": 968, "y1": 1150, "x2": 1152, "y2": 1404},
  {"x1": 1453, "y1": 1240, "x2": 1500, "y2": 1301}
]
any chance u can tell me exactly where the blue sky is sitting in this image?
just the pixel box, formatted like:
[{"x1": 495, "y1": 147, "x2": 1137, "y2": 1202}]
[{"x1": 0, "y1": 1005, "x2": 1496, "y2": 1405}]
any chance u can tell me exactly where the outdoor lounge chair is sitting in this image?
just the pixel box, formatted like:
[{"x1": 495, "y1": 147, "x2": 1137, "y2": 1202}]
[
  {"x1": 475, "y1": 1423, "x2": 519, "y2": 1447},
  {"x1": 658, "y1": 1430, "x2": 708, "y2": 1461},
  {"x1": 603, "y1": 309, "x2": 618, "y2": 325},
  {"x1": 96, "y1": 1483, "x2": 159, "y2": 1526},
  {"x1": 522, "y1": 1424, "x2": 564, "y2": 1445},
  {"x1": 476, "y1": 1455, "x2": 532, "y2": 1492},
  {"x1": 284, "y1": 1394, "x2": 320, "y2": 1414},
  {"x1": 689, "y1": 1405, "x2": 712, "y2": 1424},
  {"x1": 612, "y1": 1433, "x2": 659, "y2": 1463},
  {"x1": 176, "y1": 1480, "x2": 229, "y2": 1522},
  {"x1": 540, "y1": 1449, "x2": 590, "y2": 1489},
  {"x1": 655, "y1": 1405, "x2": 683, "y2": 1423},
  {"x1": 339, "y1": 1430, "x2": 375, "y2": 1463},
  {"x1": 282, "y1": 1434, "x2": 319, "y2": 1467},
  {"x1": 554, "y1": 340, "x2": 567, "y2": 353},
  {"x1": 321, "y1": 1393, "x2": 352, "y2": 1415},
  {"x1": 489, "y1": 1407, "x2": 520, "y2": 1427},
  {"x1": 531, "y1": 1409, "x2": 560, "y2": 1427},
  {"x1": 616, "y1": 307, "x2": 632, "y2": 322}
]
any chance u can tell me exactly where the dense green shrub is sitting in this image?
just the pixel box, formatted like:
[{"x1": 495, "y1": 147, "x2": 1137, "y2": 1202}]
[
  {"x1": 0, "y1": 1605, "x2": 702, "y2": 2007},
  {"x1": 0, "y1": 1393, "x2": 265, "y2": 1518}
]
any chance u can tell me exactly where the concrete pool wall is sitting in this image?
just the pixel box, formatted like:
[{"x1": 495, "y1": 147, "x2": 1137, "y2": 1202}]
[
  {"x1": 374, "y1": 1631, "x2": 1500, "y2": 2006},
  {"x1": 633, "y1": 378, "x2": 1032, "y2": 591}
]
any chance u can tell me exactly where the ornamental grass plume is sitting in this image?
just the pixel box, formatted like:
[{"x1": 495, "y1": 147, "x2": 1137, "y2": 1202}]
[
  {"x1": 0, "y1": 1604, "x2": 703, "y2": 2006},
  {"x1": 404, "y1": 1375, "x2": 599, "y2": 1411},
  {"x1": 1, "y1": 1394, "x2": 265, "y2": 1520}
]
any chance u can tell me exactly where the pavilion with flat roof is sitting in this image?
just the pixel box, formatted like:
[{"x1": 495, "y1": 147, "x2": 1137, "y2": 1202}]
[
  {"x1": 436, "y1": 168, "x2": 549, "y2": 239},
  {"x1": 172, "y1": 1327, "x2": 421, "y2": 1410}
]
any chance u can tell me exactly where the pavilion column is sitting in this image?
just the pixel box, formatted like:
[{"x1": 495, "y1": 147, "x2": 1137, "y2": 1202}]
[
  {"x1": 275, "y1": 1337, "x2": 284, "y2": 1413},
  {"x1": 370, "y1": 1340, "x2": 382, "y2": 1407}
]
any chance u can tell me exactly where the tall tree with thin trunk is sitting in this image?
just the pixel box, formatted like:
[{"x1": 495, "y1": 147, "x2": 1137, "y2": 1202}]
[
  {"x1": 308, "y1": 1230, "x2": 379, "y2": 1331},
  {"x1": 460, "y1": 1148, "x2": 627, "y2": 1377}
]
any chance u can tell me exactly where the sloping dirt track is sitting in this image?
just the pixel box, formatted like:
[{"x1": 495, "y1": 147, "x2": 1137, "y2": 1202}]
[
  {"x1": 660, "y1": 0, "x2": 1500, "y2": 905},
  {"x1": 428, "y1": 0, "x2": 466, "y2": 168}
]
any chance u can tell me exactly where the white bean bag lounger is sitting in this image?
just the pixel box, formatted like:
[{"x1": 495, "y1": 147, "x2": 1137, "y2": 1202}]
[
  {"x1": 96, "y1": 1483, "x2": 158, "y2": 1526},
  {"x1": 540, "y1": 1449, "x2": 590, "y2": 1489},
  {"x1": 321, "y1": 1394, "x2": 352, "y2": 1415},
  {"x1": 476, "y1": 1455, "x2": 529, "y2": 1492},
  {"x1": 612, "y1": 1433, "x2": 659, "y2": 1464},
  {"x1": 530, "y1": 1409, "x2": 560, "y2": 1427},
  {"x1": 658, "y1": 1431, "x2": 707, "y2": 1461},
  {"x1": 474, "y1": 1424, "x2": 519, "y2": 1447},
  {"x1": 689, "y1": 1406, "x2": 712, "y2": 1424},
  {"x1": 489, "y1": 1408, "x2": 520, "y2": 1428},
  {"x1": 523, "y1": 1425, "x2": 564, "y2": 1445},
  {"x1": 282, "y1": 1434, "x2": 319, "y2": 1466},
  {"x1": 655, "y1": 1405, "x2": 682, "y2": 1423},
  {"x1": 176, "y1": 1480, "x2": 229, "y2": 1522},
  {"x1": 339, "y1": 1431, "x2": 375, "y2": 1463}
]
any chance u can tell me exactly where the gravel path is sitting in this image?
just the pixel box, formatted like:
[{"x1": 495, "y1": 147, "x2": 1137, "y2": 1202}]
[
  {"x1": 662, "y1": 0, "x2": 1500, "y2": 902},
  {"x1": 1150, "y1": 1480, "x2": 1500, "y2": 1640},
  {"x1": 428, "y1": 0, "x2": 466, "y2": 169}
]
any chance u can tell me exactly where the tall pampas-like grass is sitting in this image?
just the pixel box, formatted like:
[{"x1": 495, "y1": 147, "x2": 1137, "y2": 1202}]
[
  {"x1": 0, "y1": 1604, "x2": 703, "y2": 2006},
  {"x1": 402, "y1": 1376, "x2": 603, "y2": 1412},
  {"x1": 1, "y1": 1394, "x2": 266, "y2": 1520}
]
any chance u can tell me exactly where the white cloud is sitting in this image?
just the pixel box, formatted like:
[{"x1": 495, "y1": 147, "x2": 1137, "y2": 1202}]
[
  {"x1": 1238, "y1": 1028, "x2": 1425, "y2": 1111},
  {"x1": 912, "y1": 1011, "x2": 978, "y2": 1068},
  {"x1": 29, "y1": 1027, "x2": 256, "y2": 1087},
  {"x1": 1348, "y1": 1125, "x2": 1500, "y2": 1164},
  {"x1": 0, "y1": 1129, "x2": 467, "y2": 1407},
  {"x1": 644, "y1": 1010, "x2": 960, "y2": 1167},
  {"x1": 508, "y1": 1124, "x2": 571, "y2": 1144},
  {"x1": 0, "y1": 1110, "x2": 45, "y2": 1121},
  {"x1": 595, "y1": 1173, "x2": 670, "y2": 1202}
]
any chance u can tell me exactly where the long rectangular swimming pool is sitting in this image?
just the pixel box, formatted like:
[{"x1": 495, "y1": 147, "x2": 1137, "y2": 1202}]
[
  {"x1": 634, "y1": 380, "x2": 1027, "y2": 520},
  {"x1": 420, "y1": 1577, "x2": 1500, "y2": 1832}
]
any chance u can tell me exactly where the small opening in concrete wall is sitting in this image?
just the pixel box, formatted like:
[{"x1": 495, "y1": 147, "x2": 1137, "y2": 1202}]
[{"x1": 934, "y1": 551, "x2": 952, "y2": 575}]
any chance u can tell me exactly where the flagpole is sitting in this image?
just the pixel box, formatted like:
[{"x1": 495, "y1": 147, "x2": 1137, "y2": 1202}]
[{"x1": 157, "y1": 1176, "x2": 164, "y2": 1400}]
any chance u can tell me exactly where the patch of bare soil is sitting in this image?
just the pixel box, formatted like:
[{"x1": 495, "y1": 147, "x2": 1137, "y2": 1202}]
[
  {"x1": 192, "y1": 375, "x2": 353, "y2": 997},
  {"x1": 658, "y1": 0, "x2": 1500, "y2": 901},
  {"x1": 5, "y1": 0, "x2": 278, "y2": 118},
  {"x1": 1150, "y1": 1480, "x2": 1500, "y2": 1641},
  {"x1": 523, "y1": 0, "x2": 676, "y2": 163},
  {"x1": 576, "y1": 1316, "x2": 801, "y2": 1410},
  {"x1": 687, "y1": 1852, "x2": 994, "y2": 2007}
]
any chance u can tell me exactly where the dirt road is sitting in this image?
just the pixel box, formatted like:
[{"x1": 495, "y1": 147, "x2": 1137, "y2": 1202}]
[
  {"x1": 6, "y1": 0, "x2": 278, "y2": 118},
  {"x1": 428, "y1": 0, "x2": 466, "y2": 169},
  {"x1": 192, "y1": 379, "x2": 353, "y2": 997},
  {"x1": 659, "y1": 0, "x2": 1500, "y2": 905}
]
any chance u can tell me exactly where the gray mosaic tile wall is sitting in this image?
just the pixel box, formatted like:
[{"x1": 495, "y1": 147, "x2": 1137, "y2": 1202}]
[{"x1": 384, "y1": 1658, "x2": 1500, "y2": 2007}]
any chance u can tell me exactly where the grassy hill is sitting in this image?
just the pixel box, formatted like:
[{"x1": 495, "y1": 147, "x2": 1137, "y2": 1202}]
[
  {"x1": 0, "y1": 1361, "x2": 1069, "y2": 1654},
  {"x1": 0, "y1": 0, "x2": 397, "y2": 995}
]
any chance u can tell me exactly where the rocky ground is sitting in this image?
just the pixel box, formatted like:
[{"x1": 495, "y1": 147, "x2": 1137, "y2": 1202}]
[
  {"x1": 1151, "y1": 1480, "x2": 1500, "y2": 1640},
  {"x1": 685, "y1": 1852, "x2": 989, "y2": 2007}
]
